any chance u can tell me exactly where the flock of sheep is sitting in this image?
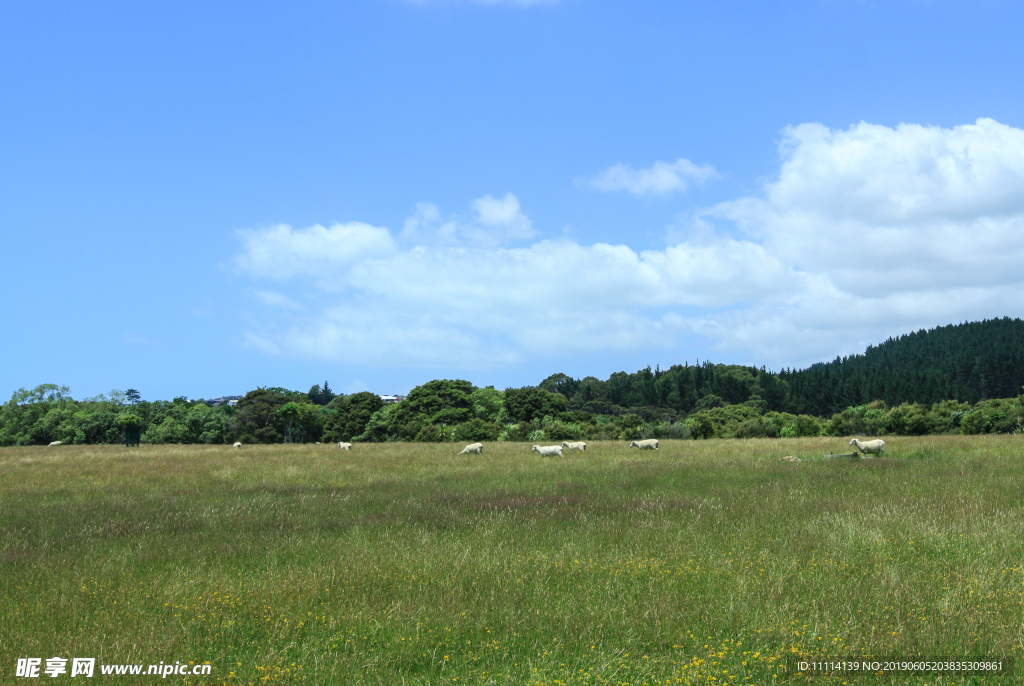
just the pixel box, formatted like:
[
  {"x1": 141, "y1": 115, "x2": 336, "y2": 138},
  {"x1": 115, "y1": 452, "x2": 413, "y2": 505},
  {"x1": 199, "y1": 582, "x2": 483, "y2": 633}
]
[
  {"x1": 478, "y1": 439, "x2": 659, "y2": 457},
  {"x1": 226, "y1": 438, "x2": 661, "y2": 457},
  {"x1": 47, "y1": 436, "x2": 885, "y2": 457}
]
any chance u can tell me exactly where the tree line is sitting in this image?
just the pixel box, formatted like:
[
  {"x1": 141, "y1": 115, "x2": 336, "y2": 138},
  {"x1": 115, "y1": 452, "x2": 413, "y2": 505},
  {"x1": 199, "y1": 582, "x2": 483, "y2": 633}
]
[{"x1": 2, "y1": 319, "x2": 1022, "y2": 446}]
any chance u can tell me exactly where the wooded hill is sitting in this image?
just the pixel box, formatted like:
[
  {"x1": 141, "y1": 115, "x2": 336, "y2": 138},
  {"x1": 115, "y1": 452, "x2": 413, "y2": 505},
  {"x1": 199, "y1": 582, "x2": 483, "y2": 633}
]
[
  {"x1": 781, "y1": 317, "x2": 1024, "y2": 415},
  {"x1": 563, "y1": 317, "x2": 1024, "y2": 419}
]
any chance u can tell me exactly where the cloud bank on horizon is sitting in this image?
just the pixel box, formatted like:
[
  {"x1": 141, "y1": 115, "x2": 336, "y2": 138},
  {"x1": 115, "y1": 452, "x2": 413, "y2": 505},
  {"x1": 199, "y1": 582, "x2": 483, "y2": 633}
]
[{"x1": 235, "y1": 118, "x2": 1024, "y2": 372}]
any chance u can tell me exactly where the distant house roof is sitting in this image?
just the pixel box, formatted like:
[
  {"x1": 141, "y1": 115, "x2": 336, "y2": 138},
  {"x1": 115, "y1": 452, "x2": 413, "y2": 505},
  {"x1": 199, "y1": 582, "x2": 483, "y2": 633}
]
[
  {"x1": 205, "y1": 395, "x2": 243, "y2": 407},
  {"x1": 378, "y1": 395, "x2": 405, "y2": 404}
]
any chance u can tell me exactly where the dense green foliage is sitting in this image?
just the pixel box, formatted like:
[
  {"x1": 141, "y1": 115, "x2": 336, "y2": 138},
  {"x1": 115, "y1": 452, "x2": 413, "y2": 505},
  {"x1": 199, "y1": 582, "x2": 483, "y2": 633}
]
[
  {"x1": 321, "y1": 392, "x2": 383, "y2": 443},
  {"x1": 780, "y1": 317, "x2": 1024, "y2": 414},
  {"x1": 3, "y1": 318, "x2": 1023, "y2": 445}
]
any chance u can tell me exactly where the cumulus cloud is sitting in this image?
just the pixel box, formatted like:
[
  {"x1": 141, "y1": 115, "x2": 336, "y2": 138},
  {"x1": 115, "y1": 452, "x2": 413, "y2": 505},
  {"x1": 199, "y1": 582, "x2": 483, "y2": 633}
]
[
  {"x1": 235, "y1": 207, "x2": 794, "y2": 367},
  {"x1": 235, "y1": 118, "x2": 1024, "y2": 371},
  {"x1": 583, "y1": 158, "x2": 718, "y2": 195},
  {"x1": 235, "y1": 222, "x2": 396, "y2": 284},
  {"x1": 472, "y1": 193, "x2": 535, "y2": 240},
  {"x1": 399, "y1": 193, "x2": 535, "y2": 247},
  {"x1": 691, "y1": 117, "x2": 1024, "y2": 365}
]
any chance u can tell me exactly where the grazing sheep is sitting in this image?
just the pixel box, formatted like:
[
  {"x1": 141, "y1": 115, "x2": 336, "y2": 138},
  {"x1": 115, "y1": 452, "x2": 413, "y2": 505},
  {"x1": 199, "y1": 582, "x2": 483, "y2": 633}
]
[
  {"x1": 459, "y1": 443, "x2": 484, "y2": 455},
  {"x1": 47, "y1": 441, "x2": 62, "y2": 447},
  {"x1": 532, "y1": 445, "x2": 563, "y2": 457},
  {"x1": 232, "y1": 442, "x2": 242, "y2": 449},
  {"x1": 849, "y1": 438, "x2": 885, "y2": 458},
  {"x1": 338, "y1": 442, "x2": 352, "y2": 450},
  {"x1": 561, "y1": 441, "x2": 587, "y2": 451},
  {"x1": 629, "y1": 439, "x2": 659, "y2": 450}
]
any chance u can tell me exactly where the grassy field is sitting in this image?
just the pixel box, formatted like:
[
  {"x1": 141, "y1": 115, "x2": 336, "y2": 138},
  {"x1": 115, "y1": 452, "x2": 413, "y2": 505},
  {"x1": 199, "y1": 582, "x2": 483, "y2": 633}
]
[{"x1": 2, "y1": 436, "x2": 1022, "y2": 685}]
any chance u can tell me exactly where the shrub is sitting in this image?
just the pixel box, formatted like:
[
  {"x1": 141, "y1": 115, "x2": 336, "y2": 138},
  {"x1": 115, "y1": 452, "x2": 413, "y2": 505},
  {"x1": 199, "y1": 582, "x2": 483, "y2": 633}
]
[
  {"x1": 650, "y1": 421, "x2": 690, "y2": 440},
  {"x1": 795, "y1": 414, "x2": 823, "y2": 437},
  {"x1": 544, "y1": 421, "x2": 582, "y2": 442},
  {"x1": 616, "y1": 414, "x2": 646, "y2": 431},
  {"x1": 618, "y1": 426, "x2": 643, "y2": 441},
  {"x1": 884, "y1": 403, "x2": 934, "y2": 436},
  {"x1": 689, "y1": 413, "x2": 715, "y2": 440},
  {"x1": 735, "y1": 417, "x2": 779, "y2": 439},
  {"x1": 413, "y1": 425, "x2": 445, "y2": 442},
  {"x1": 687, "y1": 404, "x2": 761, "y2": 439},
  {"x1": 694, "y1": 394, "x2": 725, "y2": 411},
  {"x1": 504, "y1": 387, "x2": 569, "y2": 423},
  {"x1": 452, "y1": 418, "x2": 501, "y2": 443}
]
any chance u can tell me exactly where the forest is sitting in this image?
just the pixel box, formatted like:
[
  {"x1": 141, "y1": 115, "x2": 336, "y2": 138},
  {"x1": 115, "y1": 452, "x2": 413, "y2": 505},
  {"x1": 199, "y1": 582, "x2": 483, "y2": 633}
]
[{"x1": 2, "y1": 318, "x2": 1022, "y2": 446}]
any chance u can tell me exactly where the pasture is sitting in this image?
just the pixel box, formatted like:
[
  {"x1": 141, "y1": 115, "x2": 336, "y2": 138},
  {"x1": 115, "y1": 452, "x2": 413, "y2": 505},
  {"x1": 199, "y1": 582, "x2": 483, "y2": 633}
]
[{"x1": 2, "y1": 436, "x2": 1022, "y2": 684}]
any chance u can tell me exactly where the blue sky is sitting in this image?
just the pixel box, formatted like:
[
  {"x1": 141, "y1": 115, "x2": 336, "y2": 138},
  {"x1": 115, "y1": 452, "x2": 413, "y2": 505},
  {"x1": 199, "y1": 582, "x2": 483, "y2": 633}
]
[{"x1": 3, "y1": 0, "x2": 1024, "y2": 401}]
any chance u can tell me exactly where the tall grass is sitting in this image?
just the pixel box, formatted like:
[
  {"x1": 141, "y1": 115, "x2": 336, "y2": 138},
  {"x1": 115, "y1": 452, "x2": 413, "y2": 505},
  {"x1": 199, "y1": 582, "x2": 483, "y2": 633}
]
[{"x1": 2, "y1": 436, "x2": 1022, "y2": 684}]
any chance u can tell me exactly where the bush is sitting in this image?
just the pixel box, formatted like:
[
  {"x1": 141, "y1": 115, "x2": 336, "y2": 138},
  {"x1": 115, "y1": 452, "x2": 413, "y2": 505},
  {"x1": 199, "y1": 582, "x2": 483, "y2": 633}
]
[
  {"x1": 556, "y1": 410, "x2": 595, "y2": 425},
  {"x1": 882, "y1": 403, "x2": 938, "y2": 436},
  {"x1": 413, "y1": 425, "x2": 445, "y2": 442},
  {"x1": 618, "y1": 426, "x2": 643, "y2": 441},
  {"x1": 960, "y1": 409, "x2": 985, "y2": 434},
  {"x1": 452, "y1": 418, "x2": 501, "y2": 443},
  {"x1": 650, "y1": 421, "x2": 690, "y2": 440},
  {"x1": 694, "y1": 394, "x2": 725, "y2": 411},
  {"x1": 616, "y1": 414, "x2": 646, "y2": 431},
  {"x1": 689, "y1": 413, "x2": 715, "y2": 440},
  {"x1": 352, "y1": 407, "x2": 394, "y2": 442},
  {"x1": 581, "y1": 401, "x2": 627, "y2": 417},
  {"x1": 735, "y1": 418, "x2": 779, "y2": 439},
  {"x1": 795, "y1": 414, "x2": 824, "y2": 437},
  {"x1": 687, "y1": 404, "x2": 761, "y2": 439},
  {"x1": 826, "y1": 402, "x2": 888, "y2": 437},
  {"x1": 504, "y1": 387, "x2": 569, "y2": 423},
  {"x1": 960, "y1": 399, "x2": 1024, "y2": 434},
  {"x1": 544, "y1": 421, "x2": 582, "y2": 442}
]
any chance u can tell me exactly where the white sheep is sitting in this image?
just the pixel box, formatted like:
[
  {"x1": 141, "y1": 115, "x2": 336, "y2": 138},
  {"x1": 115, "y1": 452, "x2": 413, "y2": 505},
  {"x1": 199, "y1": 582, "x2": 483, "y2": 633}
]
[
  {"x1": 459, "y1": 443, "x2": 484, "y2": 455},
  {"x1": 47, "y1": 441, "x2": 62, "y2": 447},
  {"x1": 561, "y1": 441, "x2": 587, "y2": 451},
  {"x1": 532, "y1": 445, "x2": 563, "y2": 457},
  {"x1": 629, "y1": 439, "x2": 659, "y2": 450},
  {"x1": 338, "y1": 442, "x2": 352, "y2": 450},
  {"x1": 849, "y1": 438, "x2": 885, "y2": 458},
  {"x1": 232, "y1": 442, "x2": 242, "y2": 449}
]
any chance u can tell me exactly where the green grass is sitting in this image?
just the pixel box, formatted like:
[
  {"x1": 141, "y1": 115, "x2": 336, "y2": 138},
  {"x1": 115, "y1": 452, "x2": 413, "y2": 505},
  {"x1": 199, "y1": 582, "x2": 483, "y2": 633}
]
[{"x1": 2, "y1": 436, "x2": 1023, "y2": 684}]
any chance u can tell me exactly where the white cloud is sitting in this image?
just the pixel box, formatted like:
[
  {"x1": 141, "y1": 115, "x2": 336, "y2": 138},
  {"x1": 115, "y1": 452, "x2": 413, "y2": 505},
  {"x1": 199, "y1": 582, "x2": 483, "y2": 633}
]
[
  {"x1": 472, "y1": 193, "x2": 535, "y2": 240},
  {"x1": 234, "y1": 118, "x2": 1024, "y2": 371},
  {"x1": 691, "y1": 117, "x2": 1024, "y2": 366},
  {"x1": 235, "y1": 210, "x2": 792, "y2": 368},
  {"x1": 398, "y1": 194, "x2": 535, "y2": 247},
  {"x1": 583, "y1": 158, "x2": 718, "y2": 195},
  {"x1": 235, "y1": 222, "x2": 396, "y2": 284},
  {"x1": 254, "y1": 291, "x2": 302, "y2": 310}
]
